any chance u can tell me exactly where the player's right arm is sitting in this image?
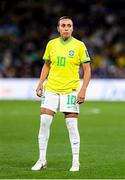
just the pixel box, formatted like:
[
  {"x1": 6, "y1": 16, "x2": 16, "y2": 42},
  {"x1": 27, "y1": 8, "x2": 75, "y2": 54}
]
[{"x1": 36, "y1": 61, "x2": 50, "y2": 97}]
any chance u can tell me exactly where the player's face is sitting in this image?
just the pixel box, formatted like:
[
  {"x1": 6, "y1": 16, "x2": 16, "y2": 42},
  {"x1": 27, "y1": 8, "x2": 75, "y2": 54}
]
[{"x1": 57, "y1": 19, "x2": 73, "y2": 40}]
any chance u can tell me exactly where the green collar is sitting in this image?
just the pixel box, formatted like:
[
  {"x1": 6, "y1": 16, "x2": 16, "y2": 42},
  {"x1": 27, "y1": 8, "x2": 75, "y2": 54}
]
[{"x1": 59, "y1": 37, "x2": 73, "y2": 45}]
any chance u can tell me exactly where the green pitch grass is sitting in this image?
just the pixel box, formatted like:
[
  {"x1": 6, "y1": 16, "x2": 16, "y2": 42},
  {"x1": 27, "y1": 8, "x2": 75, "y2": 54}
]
[{"x1": 0, "y1": 100, "x2": 125, "y2": 179}]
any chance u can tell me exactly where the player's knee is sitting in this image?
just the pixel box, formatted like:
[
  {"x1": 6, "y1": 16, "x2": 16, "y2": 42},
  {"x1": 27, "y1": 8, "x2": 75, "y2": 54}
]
[
  {"x1": 41, "y1": 118, "x2": 48, "y2": 127},
  {"x1": 40, "y1": 114, "x2": 53, "y2": 127},
  {"x1": 66, "y1": 118, "x2": 79, "y2": 133},
  {"x1": 66, "y1": 119, "x2": 76, "y2": 130}
]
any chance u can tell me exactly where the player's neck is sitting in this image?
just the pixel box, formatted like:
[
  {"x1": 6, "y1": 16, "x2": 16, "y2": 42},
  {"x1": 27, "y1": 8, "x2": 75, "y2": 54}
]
[{"x1": 61, "y1": 36, "x2": 72, "y2": 42}]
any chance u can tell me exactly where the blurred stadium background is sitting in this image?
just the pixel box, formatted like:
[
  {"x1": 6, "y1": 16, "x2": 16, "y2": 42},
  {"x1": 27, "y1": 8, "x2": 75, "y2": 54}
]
[
  {"x1": 0, "y1": 0, "x2": 125, "y2": 79},
  {"x1": 0, "y1": 0, "x2": 125, "y2": 179},
  {"x1": 0, "y1": 0, "x2": 125, "y2": 100}
]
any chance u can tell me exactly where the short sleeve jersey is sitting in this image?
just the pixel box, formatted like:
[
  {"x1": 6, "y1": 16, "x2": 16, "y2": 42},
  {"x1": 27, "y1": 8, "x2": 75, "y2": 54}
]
[{"x1": 43, "y1": 37, "x2": 91, "y2": 94}]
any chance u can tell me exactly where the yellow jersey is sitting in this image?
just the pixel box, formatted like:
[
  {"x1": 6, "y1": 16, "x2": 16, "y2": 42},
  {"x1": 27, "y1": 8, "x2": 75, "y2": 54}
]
[{"x1": 43, "y1": 37, "x2": 91, "y2": 94}]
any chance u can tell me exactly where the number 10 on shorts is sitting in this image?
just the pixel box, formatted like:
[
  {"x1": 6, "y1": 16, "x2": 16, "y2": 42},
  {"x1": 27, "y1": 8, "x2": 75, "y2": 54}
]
[{"x1": 67, "y1": 95, "x2": 77, "y2": 105}]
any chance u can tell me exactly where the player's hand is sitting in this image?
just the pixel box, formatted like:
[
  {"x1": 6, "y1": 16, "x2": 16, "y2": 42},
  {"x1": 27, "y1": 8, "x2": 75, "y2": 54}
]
[
  {"x1": 77, "y1": 96, "x2": 85, "y2": 104},
  {"x1": 36, "y1": 84, "x2": 43, "y2": 97},
  {"x1": 77, "y1": 88, "x2": 86, "y2": 104}
]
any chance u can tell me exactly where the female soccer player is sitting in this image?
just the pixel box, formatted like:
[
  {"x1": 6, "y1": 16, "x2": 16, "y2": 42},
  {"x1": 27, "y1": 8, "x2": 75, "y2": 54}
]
[{"x1": 31, "y1": 16, "x2": 91, "y2": 171}]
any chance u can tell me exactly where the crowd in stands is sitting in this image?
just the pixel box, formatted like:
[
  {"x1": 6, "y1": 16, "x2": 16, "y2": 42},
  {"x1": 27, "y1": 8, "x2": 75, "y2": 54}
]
[{"x1": 0, "y1": 0, "x2": 125, "y2": 78}]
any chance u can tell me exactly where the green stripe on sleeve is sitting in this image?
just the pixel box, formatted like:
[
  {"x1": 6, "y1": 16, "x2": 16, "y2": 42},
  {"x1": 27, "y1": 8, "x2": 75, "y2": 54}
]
[
  {"x1": 43, "y1": 58, "x2": 49, "y2": 61},
  {"x1": 81, "y1": 59, "x2": 92, "y2": 63}
]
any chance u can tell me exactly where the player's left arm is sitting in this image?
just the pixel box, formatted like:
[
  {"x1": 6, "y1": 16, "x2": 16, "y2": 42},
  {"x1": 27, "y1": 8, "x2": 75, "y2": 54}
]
[{"x1": 77, "y1": 62, "x2": 91, "y2": 104}]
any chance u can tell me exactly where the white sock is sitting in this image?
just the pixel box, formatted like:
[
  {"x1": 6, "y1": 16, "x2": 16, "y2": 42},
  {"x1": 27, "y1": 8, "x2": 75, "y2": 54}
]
[
  {"x1": 66, "y1": 118, "x2": 80, "y2": 164},
  {"x1": 38, "y1": 114, "x2": 53, "y2": 161}
]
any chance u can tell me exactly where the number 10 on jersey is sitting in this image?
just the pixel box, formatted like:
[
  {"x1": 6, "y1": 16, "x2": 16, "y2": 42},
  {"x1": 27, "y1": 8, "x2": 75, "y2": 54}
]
[{"x1": 57, "y1": 56, "x2": 66, "y2": 66}]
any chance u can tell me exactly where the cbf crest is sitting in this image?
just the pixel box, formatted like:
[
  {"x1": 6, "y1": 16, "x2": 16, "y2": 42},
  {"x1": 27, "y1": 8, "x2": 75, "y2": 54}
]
[{"x1": 69, "y1": 50, "x2": 74, "y2": 58}]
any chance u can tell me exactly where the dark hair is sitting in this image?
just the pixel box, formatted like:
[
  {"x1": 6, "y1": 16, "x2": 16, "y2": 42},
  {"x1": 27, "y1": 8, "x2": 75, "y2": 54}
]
[{"x1": 57, "y1": 16, "x2": 73, "y2": 26}]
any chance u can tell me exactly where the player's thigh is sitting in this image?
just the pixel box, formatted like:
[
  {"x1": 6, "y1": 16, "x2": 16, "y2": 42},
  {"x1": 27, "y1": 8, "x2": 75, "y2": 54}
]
[
  {"x1": 40, "y1": 90, "x2": 59, "y2": 113},
  {"x1": 59, "y1": 91, "x2": 79, "y2": 114},
  {"x1": 64, "y1": 112, "x2": 78, "y2": 118},
  {"x1": 40, "y1": 107, "x2": 55, "y2": 116}
]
